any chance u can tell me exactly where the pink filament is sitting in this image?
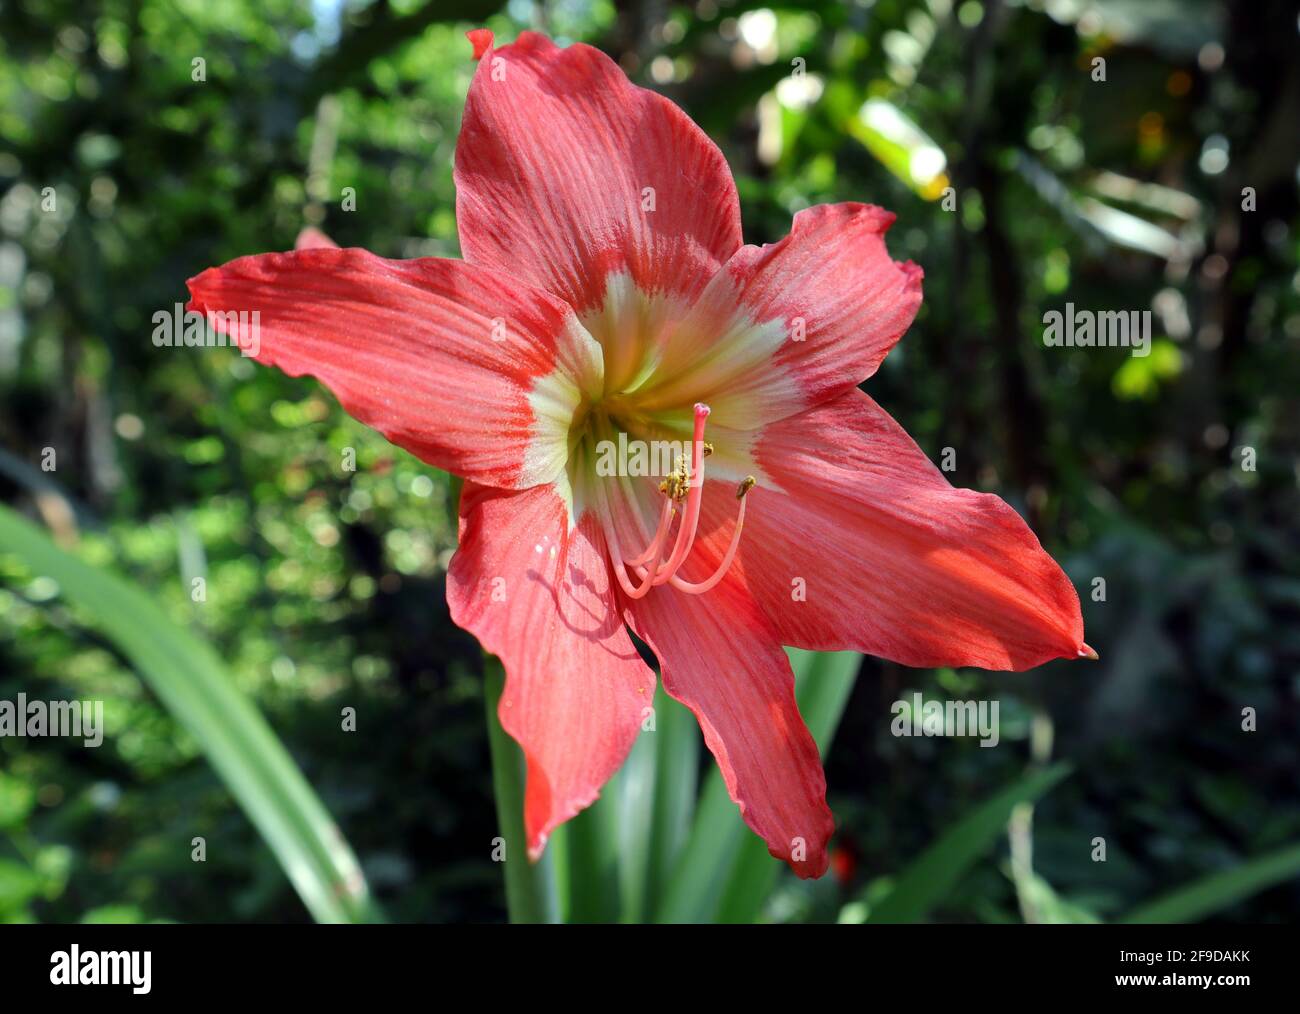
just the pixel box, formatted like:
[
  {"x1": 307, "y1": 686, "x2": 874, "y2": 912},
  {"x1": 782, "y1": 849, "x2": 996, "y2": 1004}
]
[
  {"x1": 608, "y1": 495, "x2": 674, "y2": 600},
  {"x1": 663, "y1": 493, "x2": 749, "y2": 595},
  {"x1": 624, "y1": 499, "x2": 673, "y2": 567}
]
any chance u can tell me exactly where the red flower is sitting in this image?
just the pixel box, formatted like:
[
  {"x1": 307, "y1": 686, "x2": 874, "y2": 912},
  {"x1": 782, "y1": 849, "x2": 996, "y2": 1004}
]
[{"x1": 188, "y1": 30, "x2": 1090, "y2": 879}]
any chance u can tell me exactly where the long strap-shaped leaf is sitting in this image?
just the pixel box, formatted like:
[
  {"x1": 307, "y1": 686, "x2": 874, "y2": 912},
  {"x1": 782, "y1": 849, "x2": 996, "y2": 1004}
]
[
  {"x1": 0, "y1": 505, "x2": 379, "y2": 924},
  {"x1": 1120, "y1": 841, "x2": 1300, "y2": 923},
  {"x1": 859, "y1": 762, "x2": 1072, "y2": 924}
]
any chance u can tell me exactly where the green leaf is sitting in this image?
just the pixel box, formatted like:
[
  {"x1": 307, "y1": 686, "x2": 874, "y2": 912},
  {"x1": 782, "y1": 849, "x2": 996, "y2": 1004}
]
[
  {"x1": 1120, "y1": 841, "x2": 1300, "y2": 924},
  {"x1": 655, "y1": 649, "x2": 861, "y2": 923},
  {"x1": 80, "y1": 904, "x2": 149, "y2": 924},
  {"x1": 0, "y1": 505, "x2": 378, "y2": 924},
  {"x1": 0, "y1": 773, "x2": 35, "y2": 830},
  {"x1": 789, "y1": 650, "x2": 864, "y2": 759},
  {"x1": 610, "y1": 721, "x2": 656, "y2": 922},
  {"x1": 860, "y1": 763, "x2": 1073, "y2": 924},
  {"x1": 0, "y1": 858, "x2": 40, "y2": 914},
  {"x1": 483, "y1": 658, "x2": 559, "y2": 924}
]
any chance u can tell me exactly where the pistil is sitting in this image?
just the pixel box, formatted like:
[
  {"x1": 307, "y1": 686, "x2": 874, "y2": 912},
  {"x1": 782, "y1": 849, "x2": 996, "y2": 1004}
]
[{"x1": 648, "y1": 403, "x2": 711, "y2": 585}]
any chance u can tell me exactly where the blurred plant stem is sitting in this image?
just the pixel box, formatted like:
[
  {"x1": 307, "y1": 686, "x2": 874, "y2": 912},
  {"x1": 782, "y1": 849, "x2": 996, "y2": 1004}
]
[{"x1": 1008, "y1": 708, "x2": 1056, "y2": 923}]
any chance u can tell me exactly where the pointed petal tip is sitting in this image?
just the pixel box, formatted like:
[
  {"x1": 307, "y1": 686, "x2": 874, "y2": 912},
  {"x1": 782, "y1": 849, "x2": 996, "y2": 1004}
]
[
  {"x1": 789, "y1": 852, "x2": 831, "y2": 880},
  {"x1": 183, "y1": 272, "x2": 213, "y2": 315},
  {"x1": 184, "y1": 266, "x2": 211, "y2": 297},
  {"x1": 467, "y1": 28, "x2": 494, "y2": 61},
  {"x1": 294, "y1": 225, "x2": 338, "y2": 250},
  {"x1": 1078, "y1": 643, "x2": 1099, "y2": 661}
]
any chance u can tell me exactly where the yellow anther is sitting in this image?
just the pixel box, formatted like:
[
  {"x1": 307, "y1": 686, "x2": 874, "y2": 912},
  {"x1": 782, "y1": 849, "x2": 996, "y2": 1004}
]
[
  {"x1": 736, "y1": 476, "x2": 756, "y2": 499},
  {"x1": 660, "y1": 468, "x2": 690, "y2": 502}
]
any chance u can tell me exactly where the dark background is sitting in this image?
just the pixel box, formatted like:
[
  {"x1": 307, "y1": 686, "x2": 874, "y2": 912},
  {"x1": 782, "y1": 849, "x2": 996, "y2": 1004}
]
[{"x1": 0, "y1": 0, "x2": 1297, "y2": 923}]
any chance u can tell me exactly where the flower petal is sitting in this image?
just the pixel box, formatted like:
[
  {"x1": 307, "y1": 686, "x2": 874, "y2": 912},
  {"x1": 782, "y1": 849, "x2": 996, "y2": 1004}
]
[
  {"x1": 449, "y1": 481, "x2": 655, "y2": 857},
  {"x1": 633, "y1": 203, "x2": 922, "y2": 430},
  {"x1": 455, "y1": 30, "x2": 742, "y2": 315},
  {"x1": 623, "y1": 538, "x2": 834, "y2": 878},
  {"x1": 186, "y1": 247, "x2": 603, "y2": 490},
  {"x1": 732, "y1": 389, "x2": 1086, "y2": 670}
]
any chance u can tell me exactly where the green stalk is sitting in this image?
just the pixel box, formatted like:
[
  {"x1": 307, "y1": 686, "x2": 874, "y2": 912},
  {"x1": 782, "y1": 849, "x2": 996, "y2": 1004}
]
[{"x1": 483, "y1": 657, "x2": 559, "y2": 923}]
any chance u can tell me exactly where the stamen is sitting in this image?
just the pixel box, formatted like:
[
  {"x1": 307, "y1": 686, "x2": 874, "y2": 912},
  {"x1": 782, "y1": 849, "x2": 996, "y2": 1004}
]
[
  {"x1": 624, "y1": 493, "x2": 676, "y2": 566},
  {"x1": 666, "y1": 476, "x2": 755, "y2": 595},
  {"x1": 658, "y1": 468, "x2": 689, "y2": 502},
  {"x1": 625, "y1": 498, "x2": 675, "y2": 567},
  {"x1": 649, "y1": 403, "x2": 711, "y2": 586},
  {"x1": 608, "y1": 494, "x2": 674, "y2": 600}
]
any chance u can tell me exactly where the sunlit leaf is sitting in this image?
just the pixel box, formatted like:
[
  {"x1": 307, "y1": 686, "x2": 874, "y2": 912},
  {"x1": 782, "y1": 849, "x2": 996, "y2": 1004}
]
[{"x1": 850, "y1": 98, "x2": 949, "y2": 199}]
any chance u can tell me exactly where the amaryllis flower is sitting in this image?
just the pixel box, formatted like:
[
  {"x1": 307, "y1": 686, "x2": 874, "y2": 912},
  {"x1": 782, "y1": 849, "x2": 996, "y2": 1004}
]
[{"x1": 187, "y1": 29, "x2": 1091, "y2": 879}]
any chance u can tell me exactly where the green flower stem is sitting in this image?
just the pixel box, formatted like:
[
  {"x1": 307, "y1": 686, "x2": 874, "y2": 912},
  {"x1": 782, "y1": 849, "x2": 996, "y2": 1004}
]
[{"x1": 483, "y1": 656, "x2": 559, "y2": 924}]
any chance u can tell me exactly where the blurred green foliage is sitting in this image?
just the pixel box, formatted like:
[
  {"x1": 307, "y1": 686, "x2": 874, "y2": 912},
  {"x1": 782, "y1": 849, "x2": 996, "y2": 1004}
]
[{"x1": 0, "y1": 0, "x2": 1297, "y2": 922}]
